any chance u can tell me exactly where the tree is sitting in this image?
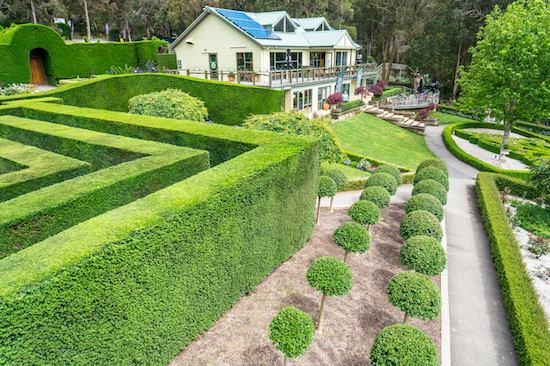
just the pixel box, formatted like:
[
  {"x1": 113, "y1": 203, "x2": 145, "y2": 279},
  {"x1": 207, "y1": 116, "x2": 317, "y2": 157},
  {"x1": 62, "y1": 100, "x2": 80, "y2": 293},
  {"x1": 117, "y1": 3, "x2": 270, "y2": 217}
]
[
  {"x1": 348, "y1": 200, "x2": 380, "y2": 229},
  {"x1": 333, "y1": 221, "x2": 371, "y2": 262},
  {"x1": 387, "y1": 271, "x2": 441, "y2": 323},
  {"x1": 458, "y1": 0, "x2": 550, "y2": 162},
  {"x1": 400, "y1": 235, "x2": 447, "y2": 275},
  {"x1": 269, "y1": 307, "x2": 315, "y2": 366},
  {"x1": 306, "y1": 256, "x2": 352, "y2": 332},
  {"x1": 316, "y1": 176, "x2": 337, "y2": 225},
  {"x1": 323, "y1": 168, "x2": 346, "y2": 211}
]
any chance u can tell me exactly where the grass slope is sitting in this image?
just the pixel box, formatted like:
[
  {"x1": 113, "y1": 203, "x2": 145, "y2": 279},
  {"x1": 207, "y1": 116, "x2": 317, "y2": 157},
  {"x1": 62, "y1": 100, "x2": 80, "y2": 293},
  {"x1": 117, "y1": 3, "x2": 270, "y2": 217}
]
[
  {"x1": 430, "y1": 111, "x2": 477, "y2": 124},
  {"x1": 331, "y1": 113, "x2": 434, "y2": 170}
]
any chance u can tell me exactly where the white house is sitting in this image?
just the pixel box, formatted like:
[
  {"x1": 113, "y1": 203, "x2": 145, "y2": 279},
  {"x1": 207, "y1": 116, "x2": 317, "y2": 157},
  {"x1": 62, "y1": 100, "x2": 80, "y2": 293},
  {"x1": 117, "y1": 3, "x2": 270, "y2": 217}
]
[{"x1": 169, "y1": 7, "x2": 375, "y2": 114}]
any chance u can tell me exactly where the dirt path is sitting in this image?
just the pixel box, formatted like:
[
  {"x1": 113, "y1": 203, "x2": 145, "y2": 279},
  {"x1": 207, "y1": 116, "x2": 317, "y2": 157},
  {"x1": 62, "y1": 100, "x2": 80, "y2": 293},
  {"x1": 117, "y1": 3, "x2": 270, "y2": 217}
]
[{"x1": 168, "y1": 187, "x2": 440, "y2": 366}]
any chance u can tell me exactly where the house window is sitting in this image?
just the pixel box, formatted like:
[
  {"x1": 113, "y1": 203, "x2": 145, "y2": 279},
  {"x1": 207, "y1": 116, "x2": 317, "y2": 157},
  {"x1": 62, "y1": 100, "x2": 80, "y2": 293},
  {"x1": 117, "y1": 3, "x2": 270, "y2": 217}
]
[
  {"x1": 315, "y1": 22, "x2": 329, "y2": 31},
  {"x1": 293, "y1": 89, "x2": 312, "y2": 111},
  {"x1": 270, "y1": 52, "x2": 302, "y2": 70},
  {"x1": 335, "y1": 51, "x2": 348, "y2": 66},
  {"x1": 176, "y1": 59, "x2": 182, "y2": 69},
  {"x1": 274, "y1": 17, "x2": 295, "y2": 32},
  {"x1": 236, "y1": 52, "x2": 253, "y2": 71},
  {"x1": 310, "y1": 52, "x2": 325, "y2": 68},
  {"x1": 317, "y1": 86, "x2": 331, "y2": 109}
]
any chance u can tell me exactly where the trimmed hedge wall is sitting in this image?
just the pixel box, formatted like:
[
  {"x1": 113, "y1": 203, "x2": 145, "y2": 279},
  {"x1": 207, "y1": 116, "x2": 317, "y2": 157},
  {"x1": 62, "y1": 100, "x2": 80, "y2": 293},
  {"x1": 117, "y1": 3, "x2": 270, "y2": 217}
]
[
  {"x1": 0, "y1": 73, "x2": 285, "y2": 125},
  {"x1": 0, "y1": 100, "x2": 319, "y2": 365},
  {"x1": 0, "y1": 24, "x2": 162, "y2": 84},
  {"x1": 476, "y1": 173, "x2": 550, "y2": 365}
]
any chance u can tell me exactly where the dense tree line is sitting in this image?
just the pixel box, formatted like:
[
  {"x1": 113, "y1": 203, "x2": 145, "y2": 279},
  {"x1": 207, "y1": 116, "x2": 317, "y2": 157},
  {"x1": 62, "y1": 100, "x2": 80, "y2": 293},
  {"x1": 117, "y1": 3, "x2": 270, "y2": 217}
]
[{"x1": 0, "y1": 0, "x2": 516, "y2": 96}]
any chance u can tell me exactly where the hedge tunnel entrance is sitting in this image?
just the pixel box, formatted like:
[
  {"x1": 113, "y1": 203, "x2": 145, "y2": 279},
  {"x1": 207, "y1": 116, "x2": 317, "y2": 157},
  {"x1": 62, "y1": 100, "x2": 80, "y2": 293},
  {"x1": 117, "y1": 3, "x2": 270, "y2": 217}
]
[{"x1": 29, "y1": 48, "x2": 50, "y2": 85}]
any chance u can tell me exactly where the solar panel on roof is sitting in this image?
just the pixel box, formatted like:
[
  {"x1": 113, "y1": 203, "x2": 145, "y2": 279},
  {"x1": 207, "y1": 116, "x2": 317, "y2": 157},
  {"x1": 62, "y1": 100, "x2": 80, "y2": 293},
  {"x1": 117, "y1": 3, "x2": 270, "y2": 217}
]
[{"x1": 217, "y1": 8, "x2": 281, "y2": 40}]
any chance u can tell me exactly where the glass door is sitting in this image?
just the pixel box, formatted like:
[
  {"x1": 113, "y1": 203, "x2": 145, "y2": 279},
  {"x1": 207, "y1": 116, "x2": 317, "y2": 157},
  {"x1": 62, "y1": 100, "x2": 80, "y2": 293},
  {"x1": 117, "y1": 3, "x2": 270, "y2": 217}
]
[{"x1": 208, "y1": 53, "x2": 218, "y2": 80}]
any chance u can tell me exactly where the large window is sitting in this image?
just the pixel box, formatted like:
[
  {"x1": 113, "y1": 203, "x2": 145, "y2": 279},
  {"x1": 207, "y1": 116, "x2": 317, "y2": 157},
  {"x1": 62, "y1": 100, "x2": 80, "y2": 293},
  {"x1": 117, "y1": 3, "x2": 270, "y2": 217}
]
[
  {"x1": 335, "y1": 51, "x2": 348, "y2": 66},
  {"x1": 318, "y1": 86, "x2": 331, "y2": 109},
  {"x1": 310, "y1": 52, "x2": 325, "y2": 68},
  {"x1": 236, "y1": 52, "x2": 253, "y2": 71},
  {"x1": 293, "y1": 89, "x2": 312, "y2": 111},
  {"x1": 274, "y1": 16, "x2": 295, "y2": 32},
  {"x1": 270, "y1": 52, "x2": 302, "y2": 70}
]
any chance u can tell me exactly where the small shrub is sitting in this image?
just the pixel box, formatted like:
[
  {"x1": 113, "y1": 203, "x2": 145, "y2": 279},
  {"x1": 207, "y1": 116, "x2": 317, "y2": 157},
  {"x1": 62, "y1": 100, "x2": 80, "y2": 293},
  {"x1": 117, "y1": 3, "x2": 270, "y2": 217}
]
[
  {"x1": 333, "y1": 222, "x2": 371, "y2": 262},
  {"x1": 400, "y1": 210, "x2": 442, "y2": 241},
  {"x1": 414, "y1": 166, "x2": 449, "y2": 191},
  {"x1": 360, "y1": 186, "x2": 391, "y2": 208},
  {"x1": 387, "y1": 271, "x2": 441, "y2": 322},
  {"x1": 416, "y1": 159, "x2": 448, "y2": 175},
  {"x1": 370, "y1": 324, "x2": 438, "y2": 366},
  {"x1": 349, "y1": 200, "x2": 381, "y2": 226},
  {"x1": 339, "y1": 99, "x2": 365, "y2": 112},
  {"x1": 269, "y1": 307, "x2": 315, "y2": 363},
  {"x1": 401, "y1": 236, "x2": 447, "y2": 275},
  {"x1": 405, "y1": 193, "x2": 444, "y2": 221},
  {"x1": 324, "y1": 169, "x2": 347, "y2": 190},
  {"x1": 128, "y1": 88, "x2": 208, "y2": 122},
  {"x1": 366, "y1": 172, "x2": 398, "y2": 195},
  {"x1": 412, "y1": 179, "x2": 447, "y2": 205},
  {"x1": 529, "y1": 160, "x2": 550, "y2": 199},
  {"x1": 318, "y1": 176, "x2": 337, "y2": 198},
  {"x1": 326, "y1": 92, "x2": 344, "y2": 106},
  {"x1": 527, "y1": 236, "x2": 549, "y2": 258},
  {"x1": 376, "y1": 164, "x2": 402, "y2": 185},
  {"x1": 357, "y1": 158, "x2": 372, "y2": 171}
]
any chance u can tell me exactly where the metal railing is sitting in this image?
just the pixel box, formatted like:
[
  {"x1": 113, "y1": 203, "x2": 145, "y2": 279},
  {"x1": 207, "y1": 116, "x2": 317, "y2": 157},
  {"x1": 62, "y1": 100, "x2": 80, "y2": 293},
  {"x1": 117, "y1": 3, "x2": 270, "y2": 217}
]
[{"x1": 385, "y1": 91, "x2": 440, "y2": 109}]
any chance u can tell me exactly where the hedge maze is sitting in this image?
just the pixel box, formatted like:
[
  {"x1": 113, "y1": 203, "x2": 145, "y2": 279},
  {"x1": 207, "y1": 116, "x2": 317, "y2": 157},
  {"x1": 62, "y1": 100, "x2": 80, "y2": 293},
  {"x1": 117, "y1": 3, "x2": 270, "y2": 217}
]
[{"x1": 0, "y1": 99, "x2": 319, "y2": 365}]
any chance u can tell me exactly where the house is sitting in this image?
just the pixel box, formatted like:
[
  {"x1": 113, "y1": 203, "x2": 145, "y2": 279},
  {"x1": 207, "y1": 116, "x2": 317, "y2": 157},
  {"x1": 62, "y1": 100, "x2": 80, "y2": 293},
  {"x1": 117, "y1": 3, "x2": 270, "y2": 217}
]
[{"x1": 169, "y1": 7, "x2": 376, "y2": 115}]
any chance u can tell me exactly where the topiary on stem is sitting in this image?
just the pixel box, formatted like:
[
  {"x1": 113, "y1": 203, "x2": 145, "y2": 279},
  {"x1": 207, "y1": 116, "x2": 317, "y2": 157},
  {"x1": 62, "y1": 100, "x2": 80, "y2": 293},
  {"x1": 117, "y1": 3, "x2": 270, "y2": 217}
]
[
  {"x1": 269, "y1": 307, "x2": 315, "y2": 366},
  {"x1": 376, "y1": 164, "x2": 402, "y2": 185},
  {"x1": 349, "y1": 200, "x2": 380, "y2": 228},
  {"x1": 317, "y1": 176, "x2": 337, "y2": 225},
  {"x1": 306, "y1": 256, "x2": 352, "y2": 332},
  {"x1": 333, "y1": 222, "x2": 371, "y2": 263},
  {"x1": 400, "y1": 210, "x2": 442, "y2": 241},
  {"x1": 324, "y1": 168, "x2": 347, "y2": 211},
  {"x1": 370, "y1": 324, "x2": 438, "y2": 366},
  {"x1": 414, "y1": 166, "x2": 449, "y2": 191},
  {"x1": 405, "y1": 193, "x2": 444, "y2": 221},
  {"x1": 416, "y1": 159, "x2": 448, "y2": 175},
  {"x1": 400, "y1": 235, "x2": 447, "y2": 276},
  {"x1": 366, "y1": 172, "x2": 398, "y2": 195},
  {"x1": 387, "y1": 271, "x2": 441, "y2": 323},
  {"x1": 360, "y1": 186, "x2": 391, "y2": 209},
  {"x1": 412, "y1": 179, "x2": 447, "y2": 205}
]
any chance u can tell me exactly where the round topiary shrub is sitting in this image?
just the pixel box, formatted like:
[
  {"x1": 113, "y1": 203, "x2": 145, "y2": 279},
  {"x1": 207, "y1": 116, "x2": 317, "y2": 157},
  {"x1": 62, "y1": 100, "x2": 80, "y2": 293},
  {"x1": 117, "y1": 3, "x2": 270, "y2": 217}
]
[
  {"x1": 400, "y1": 210, "x2": 442, "y2": 241},
  {"x1": 318, "y1": 176, "x2": 337, "y2": 198},
  {"x1": 401, "y1": 235, "x2": 447, "y2": 275},
  {"x1": 370, "y1": 324, "x2": 438, "y2": 366},
  {"x1": 405, "y1": 193, "x2": 444, "y2": 221},
  {"x1": 349, "y1": 200, "x2": 380, "y2": 226},
  {"x1": 333, "y1": 222, "x2": 371, "y2": 262},
  {"x1": 412, "y1": 179, "x2": 447, "y2": 205},
  {"x1": 360, "y1": 186, "x2": 391, "y2": 209},
  {"x1": 128, "y1": 88, "x2": 209, "y2": 122},
  {"x1": 376, "y1": 164, "x2": 402, "y2": 185},
  {"x1": 269, "y1": 306, "x2": 315, "y2": 364},
  {"x1": 324, "y1": 168, "x2": 347, "y2": 190},
  {"x1": 416, "y1": 158, "x2": 448, "y2": 175},
  {"x1": 387, "y1": 271, "x2": 441, "y2": 323},
  {"x1": 366, "y1": 172, "x2": 398, "y2": 195},
  {"x1": 414, "y1": 166, "x2": 449, "y2": 191}
]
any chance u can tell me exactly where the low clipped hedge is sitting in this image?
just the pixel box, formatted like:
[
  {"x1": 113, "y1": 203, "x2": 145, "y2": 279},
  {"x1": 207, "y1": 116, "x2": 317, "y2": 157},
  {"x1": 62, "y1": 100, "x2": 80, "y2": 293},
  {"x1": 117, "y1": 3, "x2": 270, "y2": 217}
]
[
  {"x1": 400, "y1": 210, "x2": 442, "y2": 241},
  {"x1": 401, "y1": 235, "x2": 447, "y2": 275},
  {"x1": 405, "y1": 193, "x2": 444, "y2": 221},
  {"x1": 476, "y1": 173, "x2": 550, "y2": 365},
  {"x1": 412, "y1": 179, "x2": 447, "y2": 205},
  {"x1": 370, "y1": 324, "x2": 438, "y2": 366},
  {"x1": 414, "y1": 166, "x2": 449, "y2": 191},
  {"x1": 366, "y1": 172, "x2": 398, "y2": 195},
  {"x1": 376, "y1": 164, "x2": 402, "y2": 185},
  {"x1": 360, "y1": 186, "x2": 391, "y2": 208}
]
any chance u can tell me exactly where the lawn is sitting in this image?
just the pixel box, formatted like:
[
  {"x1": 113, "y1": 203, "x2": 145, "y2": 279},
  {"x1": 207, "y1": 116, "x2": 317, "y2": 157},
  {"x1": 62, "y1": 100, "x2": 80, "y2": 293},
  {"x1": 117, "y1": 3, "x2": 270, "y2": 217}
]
[
  {"x1": 331, "y1": 113, "x2": 435, "y2": 171},
  {"x1": 430, "y1": 111, "x2": 476, "y2": 124}
]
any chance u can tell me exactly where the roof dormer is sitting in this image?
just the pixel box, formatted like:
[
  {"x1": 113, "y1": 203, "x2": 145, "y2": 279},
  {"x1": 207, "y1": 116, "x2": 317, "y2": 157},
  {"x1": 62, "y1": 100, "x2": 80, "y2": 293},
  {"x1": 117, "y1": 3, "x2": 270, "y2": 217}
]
[{"x1": 273, "y1": 16, "x2": 295, "y2": 32}]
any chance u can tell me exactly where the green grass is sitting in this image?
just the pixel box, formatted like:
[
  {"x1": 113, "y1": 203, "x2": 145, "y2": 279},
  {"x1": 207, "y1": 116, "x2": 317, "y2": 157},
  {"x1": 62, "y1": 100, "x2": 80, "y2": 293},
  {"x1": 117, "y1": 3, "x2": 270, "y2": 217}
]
[
  {"x1": 331, "y1": 113, "x2": 434, "y2": 171},
  {"x1": 430, "y1": 111, "x2": 477, "y2": 124},
  {"x1": 321, "y1": 162, "x2": 370, "y2": 181}
]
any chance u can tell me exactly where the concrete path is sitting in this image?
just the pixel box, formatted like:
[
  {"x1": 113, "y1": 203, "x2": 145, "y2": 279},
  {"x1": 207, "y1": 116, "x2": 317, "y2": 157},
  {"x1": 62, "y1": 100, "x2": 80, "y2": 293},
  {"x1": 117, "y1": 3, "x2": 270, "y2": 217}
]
[{"x1": 425, "y1": 126, "x2": 518, "y2": 365}]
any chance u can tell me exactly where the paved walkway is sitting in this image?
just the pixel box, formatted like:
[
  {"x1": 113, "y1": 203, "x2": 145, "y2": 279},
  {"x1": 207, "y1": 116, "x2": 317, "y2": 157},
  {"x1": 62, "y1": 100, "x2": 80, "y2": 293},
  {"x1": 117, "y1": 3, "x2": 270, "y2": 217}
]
[{"x1": 425, "y1": 126, "x2": 517, "y2": 365}]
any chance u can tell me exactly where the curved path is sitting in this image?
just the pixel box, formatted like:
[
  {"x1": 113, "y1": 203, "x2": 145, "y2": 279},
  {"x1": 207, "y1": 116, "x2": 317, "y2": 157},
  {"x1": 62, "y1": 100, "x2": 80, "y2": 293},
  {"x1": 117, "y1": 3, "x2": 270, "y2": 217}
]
[{"x1": 425, "y1": 126, "x2": 517, "y2": 365}]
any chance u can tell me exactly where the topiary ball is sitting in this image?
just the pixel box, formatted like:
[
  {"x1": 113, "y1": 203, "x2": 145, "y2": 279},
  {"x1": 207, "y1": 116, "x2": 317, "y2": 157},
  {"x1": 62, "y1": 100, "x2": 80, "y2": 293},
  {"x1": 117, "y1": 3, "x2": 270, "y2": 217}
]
[
  {"x1": 405, "y1": 193, "x2": 444, "y2": 221},
  {"x1": 401, "y1": 235, "x2": 447, "y2": 275},
  {"x1": 414, "y1": 166, "x2": 449, "y2": 191},
  {"x1": 269, "y1": 306, "x2": 315, "y2": 358},
  {"x1": 366, "y1": 172, "x2": 398, "y2": 195},
  {"x1": 360, "y1": 186, "x2": 391, "y2": 209},
  {"x1": 318, "y1": 175, "x2": 337, "y2": 198},
  {"x1": 387, "y1": 271, "x2": 441, "y2": 321},
  {"x1": 333, "y1": 222, "x2": 371, "y2": 254},
  {"x1": 400, "y1": 210, "x2": 442, "y2": 241},
  {"x1": 412, "y1": 179, "x2": 447, "y2": 205},
  {"x1": 324, "y1": 168, "x2": 347, "y2": 190},
  {"x1": 349, "y1": 200, "x2": 381, "y2": 226},
  {"x1": 416, "y1": 158, "x2": 448, "y2": 175},
  {"x1": 370, "y1": 324, "x2": 438, "y2": 366},
  {"x1": 376, "y1": 164, "x2": 402, "y2": 185},
  {"x1": 307, "y1": 256, "x2": 353, "y2": 296}
]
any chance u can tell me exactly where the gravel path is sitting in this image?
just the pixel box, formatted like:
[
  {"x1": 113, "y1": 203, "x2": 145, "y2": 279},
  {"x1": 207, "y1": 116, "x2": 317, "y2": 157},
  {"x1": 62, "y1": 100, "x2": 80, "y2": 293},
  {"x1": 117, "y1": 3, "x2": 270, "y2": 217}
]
[{"x1": 452, "y1": 135, "x2": 529, "y2": 170}]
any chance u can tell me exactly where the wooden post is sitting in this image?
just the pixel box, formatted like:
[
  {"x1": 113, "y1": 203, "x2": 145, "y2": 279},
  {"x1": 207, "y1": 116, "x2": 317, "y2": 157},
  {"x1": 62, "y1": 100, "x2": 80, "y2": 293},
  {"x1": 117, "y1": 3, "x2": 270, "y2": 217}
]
[
  {"x1": 283, "y1": 354, "x2": 288, "y2": 366},
  {"x1": 205, "y1": 70, "x2": 208, "y2": 79},
  {"x1": 269, "y1": 71, "x2": 272, "y2": 88},
  {"x1": 186, "y1": 69, "x2": 190, "y2": 76},
  {"x1": 317, "y1": 294, "x2": 326, "y2": 332},
  {"x1": 329, "y1": 196, "x2": 334, "y2": 212},
  {"x1": 344, "y1": 251, "x2": 349, "y2": 263},
  {"x1": 316, "y1": 197, "x2": 322, "y2": 225},
  {"x1": 252, "y1": 72, "x2": 256, "y2": 86},
  {"x1": 220, "y1": 70, "x2": 224, "y2": 81},
  {"x1": 403, "y1": 313, "x2": 409, "y2": 324}
]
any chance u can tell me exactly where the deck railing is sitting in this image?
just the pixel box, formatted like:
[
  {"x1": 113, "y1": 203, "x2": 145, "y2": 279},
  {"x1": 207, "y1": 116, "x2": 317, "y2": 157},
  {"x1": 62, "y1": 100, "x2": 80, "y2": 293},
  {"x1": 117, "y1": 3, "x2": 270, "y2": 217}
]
[{"x1": 385, "y1": 91, "x2": 440, "y2": 109}]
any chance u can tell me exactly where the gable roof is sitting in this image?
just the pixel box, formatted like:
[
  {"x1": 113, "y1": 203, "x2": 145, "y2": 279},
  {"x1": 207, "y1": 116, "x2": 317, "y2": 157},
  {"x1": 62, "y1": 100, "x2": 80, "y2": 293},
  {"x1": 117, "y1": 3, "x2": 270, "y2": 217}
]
[{"x1": 170, "y1": 7, "x2": 360, "y2": 50}]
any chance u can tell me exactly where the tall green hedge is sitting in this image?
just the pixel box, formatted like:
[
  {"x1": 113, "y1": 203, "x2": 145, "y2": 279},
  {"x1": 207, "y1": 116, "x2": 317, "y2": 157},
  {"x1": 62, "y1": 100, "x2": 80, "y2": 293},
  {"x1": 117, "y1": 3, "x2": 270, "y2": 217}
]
[
  {"x1": 0, "y1": 24, "x2": 162, "y2": 84},
  {"x1": 0, "y1": 100, "x2": 319, "y2": 365},
  {"x1": 0, "y1": 73, "x2": 285, "y2": 125},
  {"x1": 476, "y1": 173, "x2": 550, "y2": 365}
]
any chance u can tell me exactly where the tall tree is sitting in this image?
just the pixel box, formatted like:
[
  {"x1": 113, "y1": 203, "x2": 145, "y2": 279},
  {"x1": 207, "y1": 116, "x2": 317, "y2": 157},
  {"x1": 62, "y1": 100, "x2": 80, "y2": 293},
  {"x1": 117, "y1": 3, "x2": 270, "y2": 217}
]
[{"x1": 458, "y1": 0, "x2": 549, "y2": 162}]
